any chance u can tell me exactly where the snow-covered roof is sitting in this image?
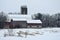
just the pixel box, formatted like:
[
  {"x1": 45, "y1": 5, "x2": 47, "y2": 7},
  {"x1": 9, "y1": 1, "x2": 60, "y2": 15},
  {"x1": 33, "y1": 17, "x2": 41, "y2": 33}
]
[
  {"x1": 12, "y1": 18, "x2": 27, "y2": 21},
  {"x1": 8, "y1": 14, "x2": 28, "y2": 19},
  {"x1": 27, "y1": 20, "x2": 42, "y2": 23},
  {"x1": 7, "y1": 14, "x2": 42, "y2": 23},
  {"x1": 7, "y1": 14, "x2": 31, "y2": 22}
]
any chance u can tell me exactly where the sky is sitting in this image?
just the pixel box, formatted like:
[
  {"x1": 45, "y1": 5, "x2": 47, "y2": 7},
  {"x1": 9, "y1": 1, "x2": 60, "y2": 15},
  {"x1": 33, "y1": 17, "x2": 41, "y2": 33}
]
[{"x1": 0, "y1": 0, "x2": 60, "y2": 15}]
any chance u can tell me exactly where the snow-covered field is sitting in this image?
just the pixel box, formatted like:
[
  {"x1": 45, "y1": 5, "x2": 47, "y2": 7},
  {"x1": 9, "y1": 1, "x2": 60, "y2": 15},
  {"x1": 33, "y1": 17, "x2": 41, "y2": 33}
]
[{"x1": 0, "y1": 28, "x2": 60, "y2": 40}]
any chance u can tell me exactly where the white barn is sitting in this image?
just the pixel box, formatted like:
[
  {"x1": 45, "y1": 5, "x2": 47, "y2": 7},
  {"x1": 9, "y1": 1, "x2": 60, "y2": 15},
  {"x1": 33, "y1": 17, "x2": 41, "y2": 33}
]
[{"x1": 4, "y1": 6, "x2": 42, "y2": 28}]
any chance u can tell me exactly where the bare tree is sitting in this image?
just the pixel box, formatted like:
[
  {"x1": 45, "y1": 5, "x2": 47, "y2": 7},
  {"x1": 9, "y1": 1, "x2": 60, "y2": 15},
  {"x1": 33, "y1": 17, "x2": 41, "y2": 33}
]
[{"x1": 0, "y1": 12, "x2": 7, "y2": 29}]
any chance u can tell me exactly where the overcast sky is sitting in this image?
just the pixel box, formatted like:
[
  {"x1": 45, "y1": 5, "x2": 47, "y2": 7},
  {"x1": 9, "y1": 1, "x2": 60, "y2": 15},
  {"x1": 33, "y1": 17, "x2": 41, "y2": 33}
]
[{"x1": 0, "y1": 0, "x2": 60, "y2": 15}]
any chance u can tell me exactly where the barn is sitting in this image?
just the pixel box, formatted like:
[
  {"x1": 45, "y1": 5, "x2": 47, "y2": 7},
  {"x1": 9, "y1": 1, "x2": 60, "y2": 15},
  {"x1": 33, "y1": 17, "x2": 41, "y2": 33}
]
[
  {"x1": 3, "y1": 6, "x2": 42, "y2": 28},
  {"x1": 4, "y1": 14, "x2": 42, "y2": 28}
]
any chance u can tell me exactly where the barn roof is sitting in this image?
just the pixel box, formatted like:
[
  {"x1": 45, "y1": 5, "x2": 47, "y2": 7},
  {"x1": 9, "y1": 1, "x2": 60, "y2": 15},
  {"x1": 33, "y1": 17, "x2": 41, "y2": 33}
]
[
  {"x1": 7, "y1": 14, "x2": 31, "y2": 22},
  {"x1": 7, "y1": 14, "x2": 42, "y2": 23},
  {"x1": 8, "y1": 14, "x2": 28, "y2": 19},
  {"x1": 27, "y1": 20, "x2": 42, "y2": 23},
  {"x1": 12, "y1": 18, "x2": 27, "y2": 21}
]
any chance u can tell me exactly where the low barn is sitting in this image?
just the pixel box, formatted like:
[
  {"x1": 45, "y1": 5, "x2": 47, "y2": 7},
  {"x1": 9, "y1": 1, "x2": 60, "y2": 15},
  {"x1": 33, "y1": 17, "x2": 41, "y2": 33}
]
[{"x1": 27, "y1": 20, "x2": 42, "y2": 28}]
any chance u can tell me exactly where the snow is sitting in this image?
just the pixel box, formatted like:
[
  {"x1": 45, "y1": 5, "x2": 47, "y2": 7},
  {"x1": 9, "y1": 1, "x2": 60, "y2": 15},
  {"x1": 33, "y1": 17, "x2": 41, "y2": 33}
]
[
  {"x1": 0, "y1": 28, "x2": 60, "y2": 40},
  {"x1": 7, "y1": 14, "x2": 42, "y2": 23},
  {"x1": 12, "y1": 19, "x2": 42, "y2": 23},
  {"x1": 7, "y1": 14, "x2": 31, "y2": 21},
  {"x1": 27, "y1": 20, "x2": 42, "y2": 23},
  {"x1": 12, "y1": 18, "x2": 27, "y2": 21}
]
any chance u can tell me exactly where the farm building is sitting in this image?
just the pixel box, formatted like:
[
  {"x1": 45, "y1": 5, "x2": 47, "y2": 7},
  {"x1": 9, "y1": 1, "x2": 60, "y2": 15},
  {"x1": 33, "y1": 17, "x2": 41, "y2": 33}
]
[{"x1": 4, "y1": 6, "x2": 42, "y2": 28}]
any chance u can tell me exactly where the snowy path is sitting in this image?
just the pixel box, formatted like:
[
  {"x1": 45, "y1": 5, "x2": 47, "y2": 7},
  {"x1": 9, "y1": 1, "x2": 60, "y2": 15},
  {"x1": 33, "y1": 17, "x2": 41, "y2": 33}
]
[{"x1": 0, "y1": 28, "x2": 60, "y2": 40}]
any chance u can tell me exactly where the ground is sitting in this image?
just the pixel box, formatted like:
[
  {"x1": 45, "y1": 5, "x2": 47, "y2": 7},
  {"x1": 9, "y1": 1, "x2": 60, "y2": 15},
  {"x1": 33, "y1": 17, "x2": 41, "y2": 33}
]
[{"x1": 0, "y1": 28, "x2": 60, "y2": 40}]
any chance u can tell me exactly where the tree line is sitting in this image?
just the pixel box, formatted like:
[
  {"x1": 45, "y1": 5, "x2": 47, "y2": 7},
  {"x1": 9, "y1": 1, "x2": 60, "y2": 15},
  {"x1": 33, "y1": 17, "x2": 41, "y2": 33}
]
[{"x1": 32, "y1": 13, "x2": 60, "y2": 27}]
